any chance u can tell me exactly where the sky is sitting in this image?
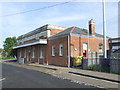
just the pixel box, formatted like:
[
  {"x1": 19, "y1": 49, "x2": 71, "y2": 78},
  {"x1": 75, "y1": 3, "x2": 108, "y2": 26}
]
[{"x1": 0, "y1": 0, "x2": 118, "y2": 48}]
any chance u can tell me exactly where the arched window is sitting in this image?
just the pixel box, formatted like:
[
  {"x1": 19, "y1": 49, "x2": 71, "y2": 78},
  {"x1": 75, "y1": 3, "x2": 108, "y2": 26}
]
[
  {"x1": 52, "y1": 45, "x2": 55, "y2": 56},
  {"x1": 39, "y1": 46, "x2": 43, "y2": 58},
  {"x1": 32, "y1": 47, "x2": 35, "y2": 58},
  {"x1": 99, "y1": 43, "x2": 103, "y2": 52},
  {"x1": 59, "y1": 44, "x2": 63, "y2": 56}
]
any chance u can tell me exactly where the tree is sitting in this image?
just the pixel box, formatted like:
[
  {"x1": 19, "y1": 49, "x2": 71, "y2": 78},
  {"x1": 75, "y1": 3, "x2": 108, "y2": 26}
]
[
  {"x1": 0, "y1": 48, "x2": 3, "y2": 54},
  {"x1": 3, "y1": 37, "x2": 18, "y2": 57}
]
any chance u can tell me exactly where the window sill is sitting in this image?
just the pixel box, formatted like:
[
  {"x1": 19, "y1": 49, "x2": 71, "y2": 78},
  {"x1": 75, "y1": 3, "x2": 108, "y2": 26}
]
[
  {"x1": 39, "y1": 57, "x2": 43, "y2": 59},
  {"x1": 59, "y1": 54, "x2": 63, "y2": 56}
]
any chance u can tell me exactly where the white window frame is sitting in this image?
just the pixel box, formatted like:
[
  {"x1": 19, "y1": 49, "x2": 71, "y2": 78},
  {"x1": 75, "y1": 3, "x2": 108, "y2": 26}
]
[
  {"x1": 99, "y1": 43, "x2": 103, "y2": 52},
  {"x1": 24, "y1": 48, "x2": 26, "y2": 58},
  {"x1": 32, "y1": 47, "x2": 35, "y2": 58},
  {"x1": 39, "y1": 46, "x2": 43, "y2": 58},
  {"x1": 59, "y1": 44, "x2": 63, "y2": 56},
  {"x1": 52, "y1": 45, "x2": 55, "y2": 56}
]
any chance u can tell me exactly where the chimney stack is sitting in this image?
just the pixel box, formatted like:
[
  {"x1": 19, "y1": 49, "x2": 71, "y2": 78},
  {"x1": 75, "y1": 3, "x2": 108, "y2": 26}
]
[{"x1": 89, "y1": 19, "x2": 95, "y2": 35}]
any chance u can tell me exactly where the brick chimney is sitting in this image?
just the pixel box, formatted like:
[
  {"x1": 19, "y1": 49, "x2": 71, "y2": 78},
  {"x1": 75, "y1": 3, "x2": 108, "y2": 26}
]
[{"x1": 89, "y1": 19, "x2": 95, "y2": 35}]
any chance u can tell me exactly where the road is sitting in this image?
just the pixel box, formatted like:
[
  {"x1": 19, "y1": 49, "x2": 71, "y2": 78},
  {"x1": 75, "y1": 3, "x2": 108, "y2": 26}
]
[{"x1": 2, "y1": 63, "x2": 103, "y2": 88}]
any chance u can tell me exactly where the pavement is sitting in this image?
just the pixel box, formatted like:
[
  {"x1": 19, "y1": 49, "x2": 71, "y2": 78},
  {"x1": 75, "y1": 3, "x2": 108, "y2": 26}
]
[{"x1": 2, "y1": 61, "x2": 120, "y2": 89}]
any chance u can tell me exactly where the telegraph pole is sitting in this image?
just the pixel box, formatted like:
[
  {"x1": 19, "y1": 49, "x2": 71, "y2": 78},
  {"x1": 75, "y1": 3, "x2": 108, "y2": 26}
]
[{"x1": 103, "y1": 0, "x2": 107, "y2": 58}]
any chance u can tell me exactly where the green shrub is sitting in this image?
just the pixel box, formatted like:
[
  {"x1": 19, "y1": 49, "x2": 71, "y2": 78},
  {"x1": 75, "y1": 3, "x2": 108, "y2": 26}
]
[{"x1": 88, "y1": 64, "x2": 100, "y2": 71}]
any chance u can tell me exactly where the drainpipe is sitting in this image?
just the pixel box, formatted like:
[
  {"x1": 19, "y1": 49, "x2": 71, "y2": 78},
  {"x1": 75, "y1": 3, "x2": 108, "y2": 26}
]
[{"x1": 68, "y1": 34, "x2": 70, "y2": 68}]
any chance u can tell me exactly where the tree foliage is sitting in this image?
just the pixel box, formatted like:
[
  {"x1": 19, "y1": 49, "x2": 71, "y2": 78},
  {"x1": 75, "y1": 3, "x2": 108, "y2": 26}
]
[
  {"x1": 0, "y1": 48, "x2": 3, "y2": 53},
  {"x1": 3, "y1": 37, "x2": 18, "y2": 57}
]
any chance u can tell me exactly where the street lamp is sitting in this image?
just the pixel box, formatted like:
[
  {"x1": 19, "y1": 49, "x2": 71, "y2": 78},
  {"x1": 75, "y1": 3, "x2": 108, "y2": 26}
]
[{"x1": 103, "y1": 0, "x2": 107, "y2": 58}]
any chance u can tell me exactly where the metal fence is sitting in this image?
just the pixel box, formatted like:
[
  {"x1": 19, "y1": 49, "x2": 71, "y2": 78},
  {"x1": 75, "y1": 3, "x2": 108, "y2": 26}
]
[
  {"x1": 81, "y1": 52, "x2": 110, "y2": 73},
  {"x1": 110, "y1": 52, "x2": 120, "y2": 73},
  {"x1": 82, "y1": 51, "x2": 120, "y2": 73},
  {"x1": 88, "y1": 52, "x2": 103, "y2": 66}
]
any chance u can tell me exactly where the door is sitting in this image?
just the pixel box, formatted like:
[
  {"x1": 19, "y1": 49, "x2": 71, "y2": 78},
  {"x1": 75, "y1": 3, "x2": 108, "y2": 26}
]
[{"x1": 83, "y1": 43, "x2": 88, "y2": 57}]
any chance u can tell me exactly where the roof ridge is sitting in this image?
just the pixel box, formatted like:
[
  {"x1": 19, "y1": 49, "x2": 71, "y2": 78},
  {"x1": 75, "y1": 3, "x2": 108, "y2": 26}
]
[{"x1": 70, "y1": 27, "x2": 75, "y2": 33}]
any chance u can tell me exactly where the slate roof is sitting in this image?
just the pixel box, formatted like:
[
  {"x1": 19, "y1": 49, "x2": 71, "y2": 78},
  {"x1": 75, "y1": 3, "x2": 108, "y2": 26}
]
[
  {"x1": 49, "y1": 26, "x2": 110, "y2": 39},
  {"x1": 17, "y1": 24, "x2": 48, "y2": 40},
  {"x1": 49, "y1": 27, "x2": 87, "y2": 38},
  {"x1": 18, "y1": 24, "x2": 110, "y2": 40},
  {"x1": 17, "y1": 24, "x2": 66, "y2": 40}
]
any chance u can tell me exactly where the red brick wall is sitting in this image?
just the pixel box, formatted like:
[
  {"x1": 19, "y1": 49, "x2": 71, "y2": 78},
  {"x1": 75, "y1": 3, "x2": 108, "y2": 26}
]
[
  {"x1": 45, "y1": 36, "x2": 68, "y2": 67},
  {"x1": 50, "y1": 29, "x2": 63, "y2": 35},
  {"x1": 81, "y1": 36, "x2": 109, "y2": 52},
  {"x1": 16, "y1": 34, "x2": 109, "y2": 66},
  {"x1": 70, "y1": 35, "x2": 109, "y2": 57},
  {"x1": 70, "y1": 36, "x2": 82, "y2": 57}
]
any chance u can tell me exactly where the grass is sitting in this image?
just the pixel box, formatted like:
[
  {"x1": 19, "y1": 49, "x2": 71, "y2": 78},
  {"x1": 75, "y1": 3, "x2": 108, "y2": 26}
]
[
  {"x1": 88, "y1": 64, "x2": 120, "y2": 75},
  {"x1": 111, "y1": 72, "x2": 120, "y2": 75},
  {"x1": 0, "y1": 57, "x2": 16, "y2": 60}
]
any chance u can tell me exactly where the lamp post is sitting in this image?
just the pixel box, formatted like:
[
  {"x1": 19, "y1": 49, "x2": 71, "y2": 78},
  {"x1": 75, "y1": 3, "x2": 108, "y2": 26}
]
[{"x1": 103, "y1": 0, "x2": 107, "y2": 58}]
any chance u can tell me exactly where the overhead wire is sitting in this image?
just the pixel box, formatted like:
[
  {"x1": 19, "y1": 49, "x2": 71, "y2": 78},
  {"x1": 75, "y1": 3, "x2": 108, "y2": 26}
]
[{"x1": 0, "y1": 2, "x2": 70, "y2": 17}]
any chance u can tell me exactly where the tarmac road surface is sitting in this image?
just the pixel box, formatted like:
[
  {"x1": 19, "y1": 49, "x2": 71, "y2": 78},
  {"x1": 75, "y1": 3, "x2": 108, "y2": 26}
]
[{"x1": 2, "y1": 63, "x2": 104, "y2": 89}]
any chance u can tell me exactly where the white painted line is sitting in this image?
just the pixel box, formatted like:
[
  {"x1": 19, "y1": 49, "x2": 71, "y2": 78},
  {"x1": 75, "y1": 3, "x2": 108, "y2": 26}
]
[{"x1": 0, "y1": 78, "x2": 6, "y2": 81}]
